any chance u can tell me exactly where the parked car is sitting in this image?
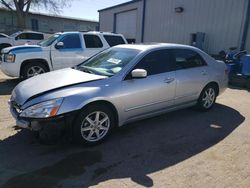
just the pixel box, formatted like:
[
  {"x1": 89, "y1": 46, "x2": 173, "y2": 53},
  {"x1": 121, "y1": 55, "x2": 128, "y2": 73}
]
[
  {"x1": 0, "y1": 33, "x2": 9, "y2": 38},
  {"x1": 9, "y1": 43, "x2": 228, "y2": 145},
  {"x1": 0, "y1": 31, "x2": 48, "y2": 52},
  {"x1": 0, "y1": 31, "x2": 127, "y2": 78}
]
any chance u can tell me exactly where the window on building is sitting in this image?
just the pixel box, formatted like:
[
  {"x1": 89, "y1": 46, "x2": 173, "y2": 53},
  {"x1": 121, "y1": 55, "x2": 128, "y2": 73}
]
[
  {"x1": 104, "y1": 35, "x2": 126, "y2": 47},
  {"x1": 84, "y1": 34, "x2": 103, "y2": 48},
  {"x1": 133, "y1": 49, "x2": 175, "y2": 76},
  {"x1": 31, "y1": 19, "x2": 39, "y2": 31},
  {"x1": 173, "y1": 49, "x2": 207, "y2": 69},
  {"x1": 59, "y1": 34, "x2": 81, "y2": 49}
]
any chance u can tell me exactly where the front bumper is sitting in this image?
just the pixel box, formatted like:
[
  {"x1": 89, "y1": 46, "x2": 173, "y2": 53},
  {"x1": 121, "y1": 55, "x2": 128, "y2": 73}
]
[
  {"x1": 0, "y1": 61, "x2": 20, "y2": 77},
  {"x1": 9, "y1": 100, "x2": 77, "y2": 132}
]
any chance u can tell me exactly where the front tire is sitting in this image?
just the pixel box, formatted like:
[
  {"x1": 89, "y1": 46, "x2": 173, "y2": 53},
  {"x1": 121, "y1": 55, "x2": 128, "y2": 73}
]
[
  {"x1": 22, "y1": 62, "x2": 48, "y2": 79},
  {"x1": 73, "y1": 104, "x2": 115, "y2": 145},
  {"x1": 196, "y1": 85, "x2": 217, "y2": 111}
]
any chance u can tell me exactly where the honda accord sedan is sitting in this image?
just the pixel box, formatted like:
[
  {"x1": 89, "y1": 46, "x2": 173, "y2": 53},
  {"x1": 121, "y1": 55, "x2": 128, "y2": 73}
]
[{"x1": 9, "y1": 43, "x2": 228, "y2": 145}]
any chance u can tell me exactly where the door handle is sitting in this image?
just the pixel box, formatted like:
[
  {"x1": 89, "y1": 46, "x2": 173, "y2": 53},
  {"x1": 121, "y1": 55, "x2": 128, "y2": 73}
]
[{"x1": 164, "y1": 78, "x2": 175, "y2": 84}]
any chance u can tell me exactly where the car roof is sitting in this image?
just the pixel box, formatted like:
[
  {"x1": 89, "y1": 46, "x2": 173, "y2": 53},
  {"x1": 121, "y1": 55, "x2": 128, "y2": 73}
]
[
  {"x1": 60, "y1": 31, "x2": 123, "y2": 36},
  {"x1": 114, "y1": 43, "x2": 200, "y2": 51}
]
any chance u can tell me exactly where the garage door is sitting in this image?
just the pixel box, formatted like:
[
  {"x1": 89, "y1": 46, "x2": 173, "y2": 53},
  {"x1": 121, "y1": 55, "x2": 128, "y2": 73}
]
[{"x1": 116, "y1": 10, "x2": 137, "y2": 41}]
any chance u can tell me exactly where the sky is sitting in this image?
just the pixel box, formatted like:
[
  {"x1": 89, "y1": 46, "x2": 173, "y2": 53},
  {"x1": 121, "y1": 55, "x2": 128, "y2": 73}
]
[{"x1": 39, "y1": 0, "x2": 131, "y2": 21}]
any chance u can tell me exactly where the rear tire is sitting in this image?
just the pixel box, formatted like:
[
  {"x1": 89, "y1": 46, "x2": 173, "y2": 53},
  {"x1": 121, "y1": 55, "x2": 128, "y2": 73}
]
[
  {"x1": 21, "y1": 62, "x2": 48, "y2": 79},
  {"x1": 73, "y1": 104, "x2": 115, "y2": 145},
  {"x1": 196, "y1": 85, "x2": 217, "y2": 111}
]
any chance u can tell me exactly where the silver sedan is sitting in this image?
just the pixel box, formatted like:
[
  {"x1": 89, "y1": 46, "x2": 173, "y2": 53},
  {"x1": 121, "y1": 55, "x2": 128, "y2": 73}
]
[{"x1": 9, "y1": 43, "x2": 228, "y2": 145}]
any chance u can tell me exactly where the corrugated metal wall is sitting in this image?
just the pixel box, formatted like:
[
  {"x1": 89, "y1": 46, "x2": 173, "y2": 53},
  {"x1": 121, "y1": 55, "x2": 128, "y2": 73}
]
[{"x1": 144, "y1": 0, "x2": 249, "y2": 54}]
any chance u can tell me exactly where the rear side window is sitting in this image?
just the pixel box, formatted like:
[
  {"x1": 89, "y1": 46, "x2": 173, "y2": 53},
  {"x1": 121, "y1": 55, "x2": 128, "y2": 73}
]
[
  {"x1": 133, "y1": 49, "x2": 175, "y2": 76},
  {"x1": 60, "y1": 34, "x2": 81, "y2": 49},
  {"x1": 104, "y1": 35, "x2": 125, "y2": 47},
  {"x1": 173, "y1": 49, "x2": 207, "y2": 69},
  {"x1": 27, "y1": 33, "x2": 44, "y2": 40},
  {"x1": 84, "y1": 34, "x2": 103, "y2": 48},
  {"x1": 16, "y1": 33, "x2": 44, "y2": 40}
]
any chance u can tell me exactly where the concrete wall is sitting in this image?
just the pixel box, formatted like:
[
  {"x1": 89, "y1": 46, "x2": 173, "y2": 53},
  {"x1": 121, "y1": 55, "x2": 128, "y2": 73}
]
[
  {"x1": 0, "y1": 9, "x2": 98, "y2": 34},
  {"x1": 99, "y1": 1, "x2": 143, "y2": 42}
]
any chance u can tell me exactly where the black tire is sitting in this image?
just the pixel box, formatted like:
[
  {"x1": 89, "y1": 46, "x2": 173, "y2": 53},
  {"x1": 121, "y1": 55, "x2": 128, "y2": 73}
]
[
  {"x1": 73, "y1": 104, "x2": 115, "y2": 145},
  {"x1": 196, "y1": 84, "x2": 217, "y2": 111},
  {"x1": 21, "y1": 62, "x2": 49, "y2": 79}
]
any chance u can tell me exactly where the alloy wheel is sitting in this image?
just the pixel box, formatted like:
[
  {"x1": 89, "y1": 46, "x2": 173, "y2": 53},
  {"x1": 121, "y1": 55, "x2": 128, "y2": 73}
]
[
  {"x1": 80, "y1": 111, "x2": 110, "y2": 142},
  {"x1": 202, "y1": 88, "x2": 215, "y2": 109},
  {"x1": 27, "y1": 66, "x2": 45, "y2": 78}
]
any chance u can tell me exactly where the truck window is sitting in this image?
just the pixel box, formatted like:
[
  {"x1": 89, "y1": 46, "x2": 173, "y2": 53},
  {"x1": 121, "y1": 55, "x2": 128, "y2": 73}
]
[
  {"x1": 27, "y1": 33, "x2": 44, "y2": 40},
  {"x1": 84, "y1": 34, "x2": 103, "y2": 48},
  {"x1": 60, "y1": 34, "x2": 81, "y2": 49},
  {"x1": 104, "y1": 35, "x2": 126, "y2": 47}
]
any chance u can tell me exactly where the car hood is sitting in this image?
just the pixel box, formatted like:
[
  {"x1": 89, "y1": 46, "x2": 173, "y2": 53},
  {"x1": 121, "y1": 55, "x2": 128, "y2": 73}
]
[
  {"x1": 2, "y1": 45, "x2": 42, "y2": 54},
  {"x1": 11, "y1": 68, "x2": 107, "y2": 106}
]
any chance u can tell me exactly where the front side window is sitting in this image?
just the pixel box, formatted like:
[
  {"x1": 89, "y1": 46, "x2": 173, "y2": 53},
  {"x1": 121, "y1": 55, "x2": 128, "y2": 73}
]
[
  {"x1": 16, "y1": 33, "x2": 28, "y2": 40},
  {"x1": 59, "y1": 34, "x2": 81, "y2": 49},
  {"x1": 133, "y1": 49, "x2": 175, "y2": 76},
  {"x1": 38, "y1": 34, "x2": 61, "y2": 47},
  {"x1": 173, "y1": 49, "x2": 207, "y2": 69},
  {"x1": 104, "y1": 35, "x2": 126, "y2": 47},
  {"x1": 84, "y1": 34, "x2": 103, "y2": 48},
  {"x1": 77, "y1": 48, "x2": 139, "y2": 77}
]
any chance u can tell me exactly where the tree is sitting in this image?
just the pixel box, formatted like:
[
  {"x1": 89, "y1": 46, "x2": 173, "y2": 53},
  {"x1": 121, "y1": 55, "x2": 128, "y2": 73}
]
[{"x1": 0, "y1": 0, "x2": 71, "y2": 30}]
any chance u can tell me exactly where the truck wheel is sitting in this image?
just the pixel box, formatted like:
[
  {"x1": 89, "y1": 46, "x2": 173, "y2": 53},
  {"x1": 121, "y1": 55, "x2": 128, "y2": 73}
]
[{"x1": 22, "y1": 62, "x2": 48, "y2": 79}]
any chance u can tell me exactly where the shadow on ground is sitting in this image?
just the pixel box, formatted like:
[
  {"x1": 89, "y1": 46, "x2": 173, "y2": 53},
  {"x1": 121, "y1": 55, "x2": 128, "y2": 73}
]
[
  {"x1": 0, "y1": 104, "x2": 244, "y2": 188},
  {"x1": 0, "y1": 79, "x2": 20, "y2": 95}
]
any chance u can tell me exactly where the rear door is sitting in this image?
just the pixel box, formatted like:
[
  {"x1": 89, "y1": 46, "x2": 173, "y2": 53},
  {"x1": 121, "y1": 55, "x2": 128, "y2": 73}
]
[
  {"x1": 51, "y1": 33, "x2": 84, "y2": 70},
  {"x1": 121, "y1": 49, "x2": 176, "y2": 119},
  {"x1": 173, "y1": 49, "x2": 209, "y2": 105}
]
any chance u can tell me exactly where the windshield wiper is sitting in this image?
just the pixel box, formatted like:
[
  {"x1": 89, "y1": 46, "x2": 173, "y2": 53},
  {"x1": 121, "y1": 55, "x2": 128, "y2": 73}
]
[{"x1": 77, "y1": 66, "x2": 95, "y2": 74}]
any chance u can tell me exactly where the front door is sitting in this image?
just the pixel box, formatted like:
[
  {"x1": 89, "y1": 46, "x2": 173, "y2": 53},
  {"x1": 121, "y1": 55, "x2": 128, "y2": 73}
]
[
  {"x1": 121, "y1": 49, "x2": 176, "y2": 121},
  {"x1": 51, "y1": 33, "x2": 84, "y2": 70}
]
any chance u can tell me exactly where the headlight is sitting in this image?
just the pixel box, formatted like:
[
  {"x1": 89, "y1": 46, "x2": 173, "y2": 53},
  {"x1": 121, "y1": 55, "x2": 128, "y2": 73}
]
[
  {"x1": 4, "y1": 53, "x2": 15, "y2": 63},
  {"x1": 20, "y1": 98, "x2": 63, "y2": 118}
]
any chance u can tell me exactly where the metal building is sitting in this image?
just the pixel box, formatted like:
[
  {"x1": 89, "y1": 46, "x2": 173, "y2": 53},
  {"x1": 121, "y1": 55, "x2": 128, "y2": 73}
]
[
  {"x1": 99, "y1": 0, "x2": 250, "y2": 54},
  {"x1": 0, "y1": 8, "x2": 98, "y2": 35}
]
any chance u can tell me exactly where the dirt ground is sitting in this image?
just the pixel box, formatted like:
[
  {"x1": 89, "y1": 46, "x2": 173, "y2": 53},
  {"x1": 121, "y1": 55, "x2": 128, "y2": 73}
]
[{"x1": 0, "y1": 70, "x2": 250, "y2": 188}]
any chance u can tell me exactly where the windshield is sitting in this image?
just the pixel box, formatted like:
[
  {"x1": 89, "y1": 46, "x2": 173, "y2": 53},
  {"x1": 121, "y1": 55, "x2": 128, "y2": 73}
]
[
  {"x1": 9, "y1": 31, "x2": 21, "y2": 38},
  {"x1": 38, "y1": 34, "x2": 61, "y2": 47},
  {"x1": 77, "y1": 48, "x2": 140, "y2": 77}
]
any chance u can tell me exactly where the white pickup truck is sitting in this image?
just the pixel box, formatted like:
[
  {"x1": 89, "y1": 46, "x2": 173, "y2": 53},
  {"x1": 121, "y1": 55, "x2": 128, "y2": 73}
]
[
  {"x1": 0, "y1": 31, "x2": 48, "y2": 52},
  {"x1": 0, "y1": 31, "x2": 127, "y2": 78}
]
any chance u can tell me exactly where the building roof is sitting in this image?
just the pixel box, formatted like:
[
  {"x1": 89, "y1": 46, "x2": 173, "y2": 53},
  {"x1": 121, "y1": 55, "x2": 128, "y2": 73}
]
[
  {"x1": 0, "y1": 8, "x2": 98, "y2": 23},
  {"x1": 98, "y1": 0, "x2": 142, "y2": 12}
]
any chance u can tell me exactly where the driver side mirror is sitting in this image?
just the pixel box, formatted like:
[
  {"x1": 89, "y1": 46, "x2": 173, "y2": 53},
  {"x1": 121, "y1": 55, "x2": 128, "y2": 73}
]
[
  {"x1": 131, "y1": 69, "x2": 147, "y2": 79},
  {"x1": 55, "y1": 42, "x2": 64, "y2": 49}
]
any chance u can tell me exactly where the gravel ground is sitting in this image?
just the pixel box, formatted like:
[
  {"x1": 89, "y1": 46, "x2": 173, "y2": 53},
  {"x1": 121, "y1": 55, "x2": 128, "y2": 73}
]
[{"x1": 0, "y1": 70, "x2": 250, "y2": 188}]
